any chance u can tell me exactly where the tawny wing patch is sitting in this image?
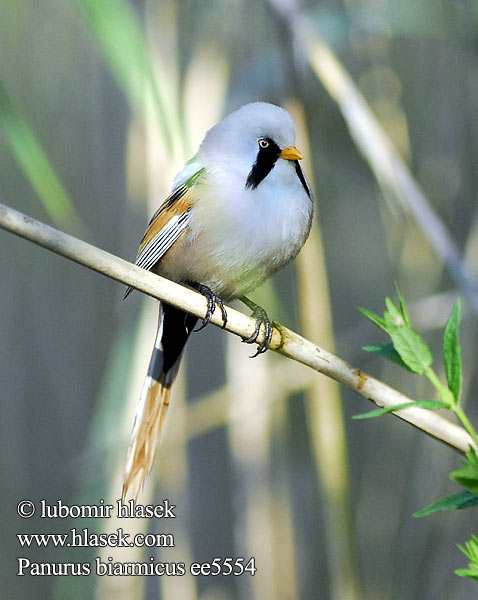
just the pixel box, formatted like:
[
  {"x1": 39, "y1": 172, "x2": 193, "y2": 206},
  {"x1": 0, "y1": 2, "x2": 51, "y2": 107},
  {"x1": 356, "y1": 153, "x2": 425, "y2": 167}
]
[
  {"x1": 139, "y1": 184, "x2": 193, "y2": 251},
  {"x1": 123, "y1": 184, "x2": 194, "y2": 299}
]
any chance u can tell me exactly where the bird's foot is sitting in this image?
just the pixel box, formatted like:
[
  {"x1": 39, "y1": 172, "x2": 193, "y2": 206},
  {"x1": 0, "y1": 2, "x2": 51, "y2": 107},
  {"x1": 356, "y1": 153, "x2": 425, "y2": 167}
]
[
  {"x1": 190, "y1": 282, "x2": 227, "y2": 331},
  {"x1": 240, "y1": 296, "x2": 274, "y2": 357}
]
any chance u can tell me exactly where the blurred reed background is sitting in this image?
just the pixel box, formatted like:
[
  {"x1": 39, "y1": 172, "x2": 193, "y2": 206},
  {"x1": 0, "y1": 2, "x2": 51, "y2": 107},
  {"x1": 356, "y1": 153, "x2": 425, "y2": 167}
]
[{"x1": 1, "y1": 1, "x2": 477, "y2": 599}]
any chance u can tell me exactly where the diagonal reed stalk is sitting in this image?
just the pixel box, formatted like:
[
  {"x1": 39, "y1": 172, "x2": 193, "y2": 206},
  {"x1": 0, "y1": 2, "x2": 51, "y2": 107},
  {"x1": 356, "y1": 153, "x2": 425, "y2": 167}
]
[{"x1": 0, "y1": 201, "x2": 475, "y2": 456}]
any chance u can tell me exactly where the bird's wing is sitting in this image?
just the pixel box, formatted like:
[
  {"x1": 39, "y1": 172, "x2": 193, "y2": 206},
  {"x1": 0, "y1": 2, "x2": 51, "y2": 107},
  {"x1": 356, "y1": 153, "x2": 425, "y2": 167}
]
[
  {"x1": 123, "y1": 167, "x2": 205, "y2": 298},
  {"x1": 135, "y1": 192, "x2": 192, "y2": 272}
]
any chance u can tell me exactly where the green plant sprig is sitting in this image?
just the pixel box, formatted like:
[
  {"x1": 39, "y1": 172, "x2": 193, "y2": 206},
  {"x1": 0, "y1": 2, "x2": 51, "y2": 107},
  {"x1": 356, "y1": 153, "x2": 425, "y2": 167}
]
[
  {"x1": 358, "y1": 287, "x2": 478, "y2": 449},
  {"x1": 358, "y1": 286, "x2": 478, "y2": 583},
  {"x1": 455, "y1": 535, "x2": 478, "y2": 581}
]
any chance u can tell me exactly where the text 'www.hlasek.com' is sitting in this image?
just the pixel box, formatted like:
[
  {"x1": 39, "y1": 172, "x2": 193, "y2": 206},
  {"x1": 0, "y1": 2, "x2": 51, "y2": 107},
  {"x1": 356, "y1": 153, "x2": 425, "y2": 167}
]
[{"x1": 16, "y1": 499, "x2": 257, "y2": 577}]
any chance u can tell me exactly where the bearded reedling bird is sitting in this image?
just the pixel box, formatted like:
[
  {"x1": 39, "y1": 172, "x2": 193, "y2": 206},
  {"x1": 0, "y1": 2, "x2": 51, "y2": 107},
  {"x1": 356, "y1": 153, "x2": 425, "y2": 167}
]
[{"x1": 122, "y1": 101, "x2": 313, "y2": 499}]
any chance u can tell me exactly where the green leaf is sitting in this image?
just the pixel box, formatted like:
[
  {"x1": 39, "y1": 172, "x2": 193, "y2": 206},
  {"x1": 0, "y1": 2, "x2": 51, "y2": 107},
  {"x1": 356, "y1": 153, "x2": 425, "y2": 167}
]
[
  {"x1": 455, "y1": 535, "x2": 478, "y2": 581},
  {"x1": 388, "y1": 325, "x2": 433, "y2": 375},
  {"x1": 384, "y1": 297, "x2": 405, "y2": 328},
  {"x1": 0, "y1": 82, "x2": 79, "y2": 227},
  {"x1": 455, "y1": 567, "x2": 478, "y2": 581},
  {"x1": 443, "y1": 299, "x2": 462, "y2": 403},
  {"x1": 450, "y1": 450, "x2": 478, "y2": 494},
  {"x1": 353, "y1": 399, "x2": 447, "y2": 420},
  {"x1": 360, "y1": 292, "x2": 433, "y2": 375},
  {"x1": 353, "y1": 403, "x2": 413, "y2": 420},
  {"x1": 363, "y1": 343, "x2": 412, "y2": 370},
  {"x1": 413, "y1": 490, "x2": 478, "y2": 517},
  {"x1": 358, "y1": 306, "x2": 387, "y2": 331},
  {"x1": 395, "y1": 283, "x2": 411, "y2": 326},
  {"x1": 458, "y1": 535, "x2": 478, "y2": 562}
]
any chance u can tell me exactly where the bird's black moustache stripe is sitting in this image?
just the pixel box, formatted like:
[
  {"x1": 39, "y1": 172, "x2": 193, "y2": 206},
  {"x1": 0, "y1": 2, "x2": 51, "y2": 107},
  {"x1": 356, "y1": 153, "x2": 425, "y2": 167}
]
[
  {"x1": 246, "y1": 139, "x2": 312, "y2": 199},
  {"x1": 246, "y1": 138, "x2": 281, "y2": 189},
  {"x1": 294, "y1": 160, "x2": 312, "y2": 199}
]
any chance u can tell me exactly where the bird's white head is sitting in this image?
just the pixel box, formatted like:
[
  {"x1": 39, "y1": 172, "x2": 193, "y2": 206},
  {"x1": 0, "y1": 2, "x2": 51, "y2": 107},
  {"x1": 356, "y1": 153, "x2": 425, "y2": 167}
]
[{"x1": 198, "y1": 102, "x2": 303, "y2": 189}]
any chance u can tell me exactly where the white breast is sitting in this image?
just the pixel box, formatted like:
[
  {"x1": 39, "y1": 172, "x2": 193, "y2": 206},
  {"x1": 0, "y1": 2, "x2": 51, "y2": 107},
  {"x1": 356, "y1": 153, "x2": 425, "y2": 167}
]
[{"x1": 178, "y1": 158, "x2": 313, "y2": 299}]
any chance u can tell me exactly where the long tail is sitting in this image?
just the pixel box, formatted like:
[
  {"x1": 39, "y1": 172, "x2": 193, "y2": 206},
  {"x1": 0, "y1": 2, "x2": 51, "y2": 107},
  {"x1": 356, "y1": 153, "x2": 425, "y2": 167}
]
[{"x1": 122, "y1": 302, "x2": 197, "y2": 500}]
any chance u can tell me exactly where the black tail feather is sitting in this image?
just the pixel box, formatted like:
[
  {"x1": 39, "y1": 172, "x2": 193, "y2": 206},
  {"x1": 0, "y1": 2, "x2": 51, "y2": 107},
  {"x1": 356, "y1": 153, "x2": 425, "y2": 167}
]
[{"x1": 151, "y1": 303, "x2": 198, "y2": 388}]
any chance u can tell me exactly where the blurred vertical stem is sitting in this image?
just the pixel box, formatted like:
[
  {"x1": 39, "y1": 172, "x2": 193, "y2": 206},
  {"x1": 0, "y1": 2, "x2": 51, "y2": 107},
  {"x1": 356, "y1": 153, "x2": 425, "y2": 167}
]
[
  {"x1": 227, "y1": 341, "x2": 281, "y2": 599},
  {"x1": 290, "y1": 101, "x2": 362, "y2": 600}
]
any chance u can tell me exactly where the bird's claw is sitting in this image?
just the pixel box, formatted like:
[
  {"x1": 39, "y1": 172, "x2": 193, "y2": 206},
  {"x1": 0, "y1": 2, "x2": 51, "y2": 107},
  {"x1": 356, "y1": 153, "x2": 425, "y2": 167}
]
[
  {"x1": 192, "y1": 283, "x2": 227, "y2": 332},
  {"x1": 242, "y1": 305, "x2": 273, "y2": 357}
]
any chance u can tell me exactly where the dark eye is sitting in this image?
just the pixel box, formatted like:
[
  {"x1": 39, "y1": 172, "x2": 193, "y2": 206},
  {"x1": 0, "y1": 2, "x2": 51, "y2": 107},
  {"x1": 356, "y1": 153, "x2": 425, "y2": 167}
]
[{"x1": 258, "y1": 138, "x2": 270, "y2": 149}]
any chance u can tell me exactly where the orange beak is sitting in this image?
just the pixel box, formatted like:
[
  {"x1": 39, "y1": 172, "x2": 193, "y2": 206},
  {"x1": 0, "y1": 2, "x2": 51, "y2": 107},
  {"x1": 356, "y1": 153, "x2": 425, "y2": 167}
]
[{"x1": 280, "y1": 145, "x2": 304, "y2": 161}]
